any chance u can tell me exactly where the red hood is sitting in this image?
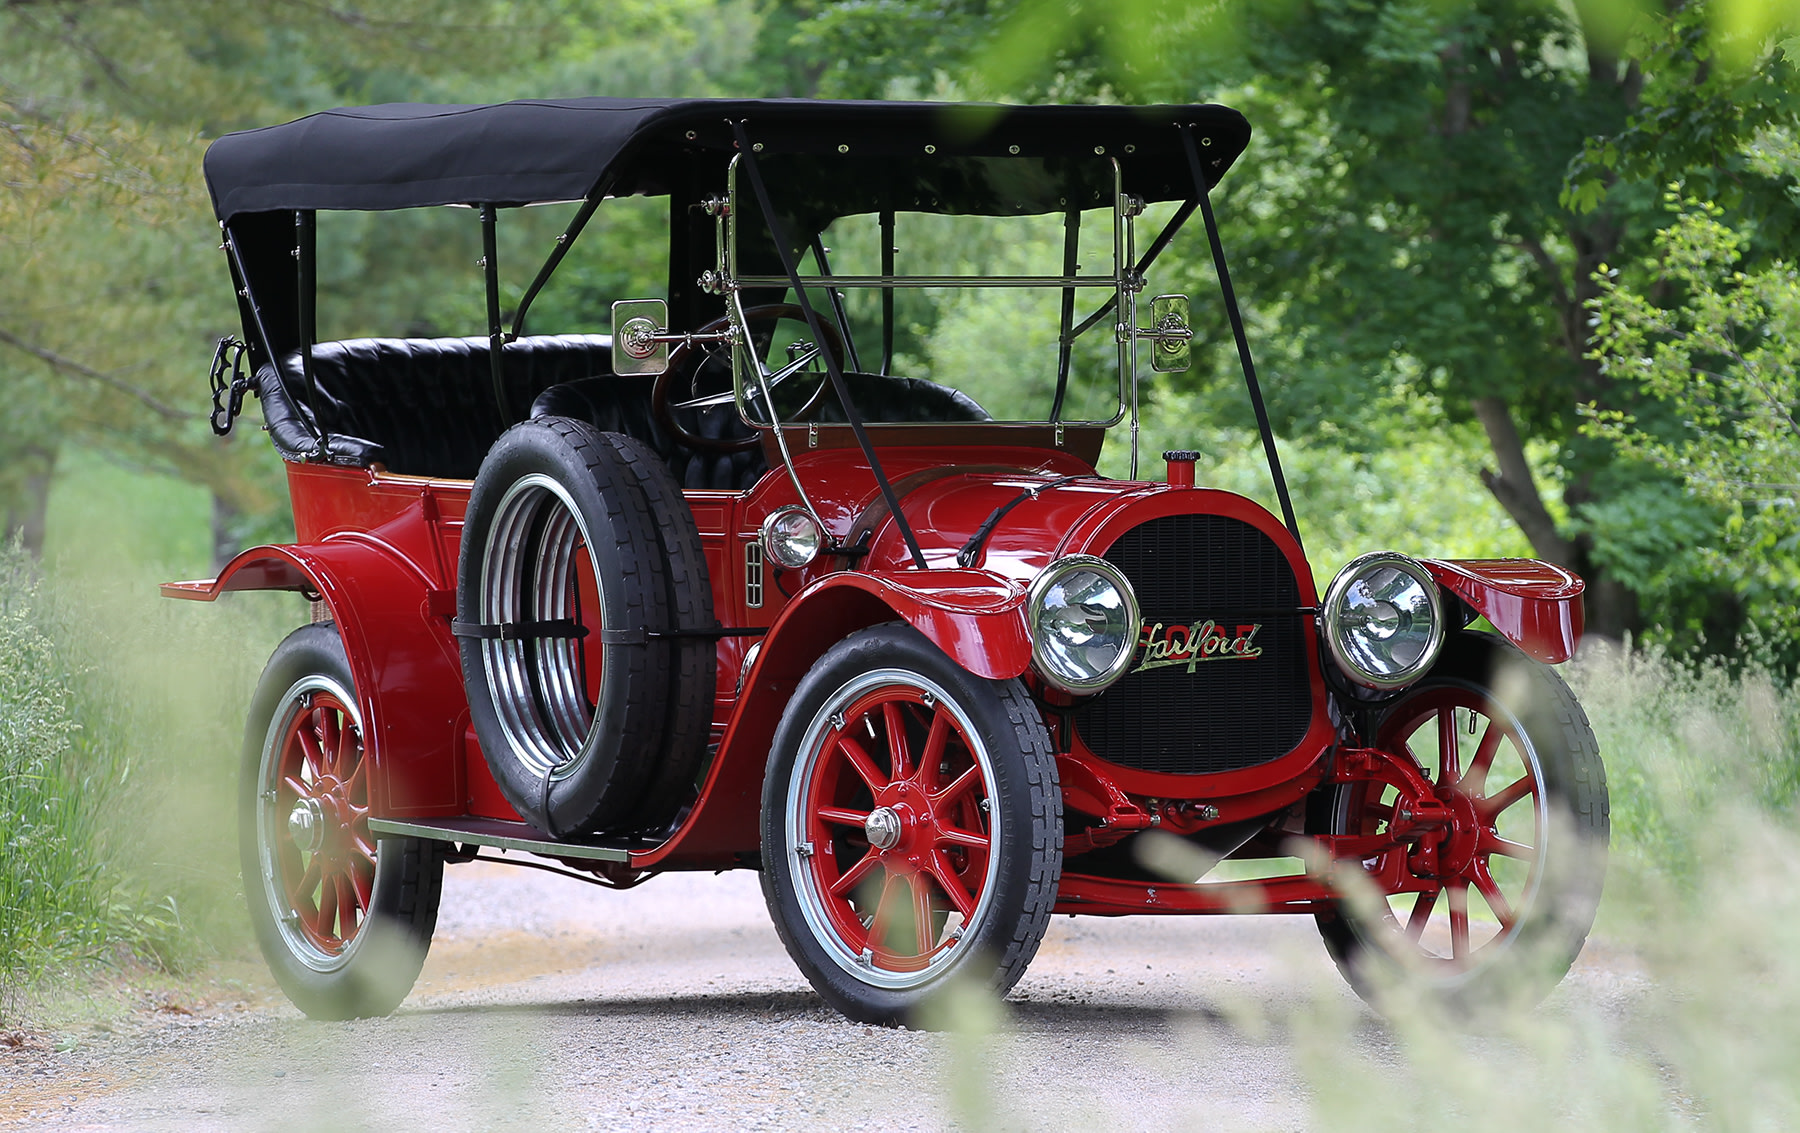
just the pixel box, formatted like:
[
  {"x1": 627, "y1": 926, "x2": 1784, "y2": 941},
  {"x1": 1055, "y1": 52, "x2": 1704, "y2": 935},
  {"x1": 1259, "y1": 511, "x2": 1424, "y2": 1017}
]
[{"x1": 766, "y1": 447, "x2": 1318, "y2": 601}]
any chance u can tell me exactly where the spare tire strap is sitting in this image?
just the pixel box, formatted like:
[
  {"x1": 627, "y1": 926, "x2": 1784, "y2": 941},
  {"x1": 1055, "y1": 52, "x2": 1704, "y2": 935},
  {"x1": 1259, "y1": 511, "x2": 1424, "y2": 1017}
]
[{"x1": 450, "y1": 618, "x2": 590, "y2": 641}]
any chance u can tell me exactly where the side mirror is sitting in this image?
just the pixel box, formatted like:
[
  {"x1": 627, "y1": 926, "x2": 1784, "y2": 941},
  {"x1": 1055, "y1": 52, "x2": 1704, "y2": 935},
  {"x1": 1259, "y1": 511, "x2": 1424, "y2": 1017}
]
[
  {"x1": 1148, "y1": 294, "x2": 1192, "y2": 373},
  {"x1": 612, "y1": 299, "x2": 670, "y2": 376}
]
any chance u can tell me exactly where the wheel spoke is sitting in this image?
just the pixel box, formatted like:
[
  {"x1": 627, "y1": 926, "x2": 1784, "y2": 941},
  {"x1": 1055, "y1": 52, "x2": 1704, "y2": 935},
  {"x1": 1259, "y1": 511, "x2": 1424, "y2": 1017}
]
[
  {"x1": 1447, "y1": 881, "x2": 1470, "y2": 961},
  {"x1": 315, "y1": 708, "x2": 341, "y2": 775},
  {"x1": 1436, "y1": 707, "x2": 1461, "y2": 787},
  {"x1": 1479, "y1": 831, "x2": 1537, "y2": 861},
  {"x1": 817, "y1": 806, "x2": 871, "y2": 828},
  {"x1": 924, "y1": 849, "x2": 977, "y2": 919},
  {"x1": 291, "y1": 852, "x2": 321, "y2": 898},
  {"x1": 883, "y1": 702, "x2": 911, "y2": 782},
  {"x1": 281, "y1": 774, "x2": 310, "y2": 800},
  {"x1": 910, "y1": 872, "x2": 936, "y2": 957},
  {"x1": 918, "y1": 710, "x2": 951, "y2": 792},
  {"x1": 836, "y1": 734, "x2": 889, "y2": 792},
  {"x1": 1481, "y1": 774, "x2": 1535, "y2": 820},
  {"x1": 1459, "y1": 719, "x2": 1503, "y2": 794},
  {"x1": 828, "y1": 851, "x2": 882, "y2": 898},
  {"x1": 336, "y1": 868, "x2": 359, "y2": 937},
  {"x1": 1470, "y1": 860, "x2": 1515, "y2": 927},
  {"x1": 295, "y1": 720, "x2": 328, "y2": 780},
  {"x1": 866, "y1": 871, "x2": 902, "y2": 955},
  {"x1": 1404, "y1": 886, "x2": 1439, "y2": 942},
  {"x1": 935, "y1": 824, "x2": 989, "y2": 850},
  {"x1": 334, "y1": 720, "x2": 357, "y2": 777},
  {"x1": 312, "y1": 872, "x2": 338, "y2": 937},
  {"x1": 933, "y1": 764, "x2": 980, "y2": 806}
]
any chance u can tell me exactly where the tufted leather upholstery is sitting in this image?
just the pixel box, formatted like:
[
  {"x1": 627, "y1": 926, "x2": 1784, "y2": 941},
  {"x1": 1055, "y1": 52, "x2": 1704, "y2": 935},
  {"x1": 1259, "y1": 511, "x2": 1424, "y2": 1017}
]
[
  {"x1": 255, "y1": 335, "x2": 616, "y2": 479},
  {"x1": 255, "y1": 334, "x2": 991, "y2": 490},
  {"x1": 531, "y1": 371, "x2": 992, "y2": 492}
]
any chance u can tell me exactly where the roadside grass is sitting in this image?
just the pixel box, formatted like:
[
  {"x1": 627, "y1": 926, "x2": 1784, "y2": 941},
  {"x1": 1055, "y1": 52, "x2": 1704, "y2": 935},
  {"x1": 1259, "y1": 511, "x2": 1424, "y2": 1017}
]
[
  {"x1": 0, "y1": 457, "x2": 300, "y2": 1021},
  {"x1": 931, "y1": 642, "x2": 1800, "y2": 1131}
]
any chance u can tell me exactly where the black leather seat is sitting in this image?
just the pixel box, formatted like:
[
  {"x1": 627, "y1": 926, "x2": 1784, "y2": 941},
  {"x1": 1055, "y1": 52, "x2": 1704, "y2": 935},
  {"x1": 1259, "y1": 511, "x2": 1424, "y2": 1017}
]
[
  {"x1": 255, "y1": 335, "x2": 616, "y2": 479},
  {"x1": 530, "y1": 371, "x2": 991, "y2": 492},
  {"x1": 255, "y1": 334, "x2": 990, "y2": 491}
]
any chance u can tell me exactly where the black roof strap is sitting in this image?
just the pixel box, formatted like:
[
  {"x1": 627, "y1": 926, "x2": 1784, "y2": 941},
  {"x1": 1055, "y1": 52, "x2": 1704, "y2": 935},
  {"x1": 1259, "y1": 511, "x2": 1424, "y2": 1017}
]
[
  {"x1": 732, "y1": 119, "x2": 929, "y2": 571},
  {"x1": 1178, "y1": 124, "x2": 1305, "y2": 560},
  {"x1": 1067, "y1": 198, "x2": 1198, "y2": 344}
]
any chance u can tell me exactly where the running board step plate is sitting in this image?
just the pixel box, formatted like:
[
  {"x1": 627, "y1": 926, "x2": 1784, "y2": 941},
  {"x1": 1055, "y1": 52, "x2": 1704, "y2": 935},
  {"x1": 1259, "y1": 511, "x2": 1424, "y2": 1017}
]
[{"x1": 368, "y1": 815, "x2": 639, "y2": 862}]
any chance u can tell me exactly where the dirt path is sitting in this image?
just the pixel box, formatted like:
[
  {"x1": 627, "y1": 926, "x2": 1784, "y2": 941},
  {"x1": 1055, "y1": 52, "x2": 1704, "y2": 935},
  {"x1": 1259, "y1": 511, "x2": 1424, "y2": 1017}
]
[{"x1": 0, "y1": 862, "x2": 1642, "y2": 1131}]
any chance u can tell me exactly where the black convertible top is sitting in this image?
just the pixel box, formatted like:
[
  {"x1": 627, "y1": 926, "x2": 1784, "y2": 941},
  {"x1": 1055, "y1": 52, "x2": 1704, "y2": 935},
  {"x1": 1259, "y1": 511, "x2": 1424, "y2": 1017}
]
[{"x1": 203, "y1": 98, "x2": 1251, "y2": 221}]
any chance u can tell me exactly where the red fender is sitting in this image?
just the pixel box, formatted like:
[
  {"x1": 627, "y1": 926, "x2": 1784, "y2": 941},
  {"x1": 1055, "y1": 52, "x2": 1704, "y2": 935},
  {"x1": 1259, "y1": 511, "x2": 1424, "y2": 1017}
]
[
  {"x1": 162, "y1": 541, "x2": 466, "y2": 816},
  {"x1": 1423, "y1": 558, "x2": 1585, "y2": 664},
  {"x1": 632, "y1": 567, "x2": 1030, "y2": 868}
]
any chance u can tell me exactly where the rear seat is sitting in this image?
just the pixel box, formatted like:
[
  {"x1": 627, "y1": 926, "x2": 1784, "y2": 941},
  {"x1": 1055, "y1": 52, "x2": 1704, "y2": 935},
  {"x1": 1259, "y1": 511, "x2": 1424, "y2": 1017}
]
[
  {"x1": 256, "y1": 335, "x2": 990, "y2": 490},
  {"x1": 256, "y1": 335, "x2": 619, "y2": 480}
]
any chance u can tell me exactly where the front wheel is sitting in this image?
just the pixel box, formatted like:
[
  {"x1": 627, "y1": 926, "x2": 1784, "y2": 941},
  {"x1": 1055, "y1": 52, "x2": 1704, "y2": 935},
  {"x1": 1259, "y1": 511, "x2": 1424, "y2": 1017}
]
[
  {"x1": 240, "y1": 624, "x2": 443, "y2": 1020},
  {"x1": 761, "y1": 624, "x2": 1061, "y2": 1025},
  {"x1": 1314, "y1": 632, "x2": 1608, "y2": 1014}
]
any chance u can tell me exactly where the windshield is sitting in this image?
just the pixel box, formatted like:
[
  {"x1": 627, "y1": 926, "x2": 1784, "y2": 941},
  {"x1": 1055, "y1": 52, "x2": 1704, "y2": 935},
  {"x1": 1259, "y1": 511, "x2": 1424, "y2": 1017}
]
[{"x1": 725, "y1": 153, "x2": 1139, "y2": 428}]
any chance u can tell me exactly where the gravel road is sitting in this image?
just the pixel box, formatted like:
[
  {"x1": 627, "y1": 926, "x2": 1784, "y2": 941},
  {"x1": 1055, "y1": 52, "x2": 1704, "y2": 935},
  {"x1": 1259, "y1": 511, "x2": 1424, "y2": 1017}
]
[{"x1": 1, "y1": 859, "x2": 1642, "y2": 1132}]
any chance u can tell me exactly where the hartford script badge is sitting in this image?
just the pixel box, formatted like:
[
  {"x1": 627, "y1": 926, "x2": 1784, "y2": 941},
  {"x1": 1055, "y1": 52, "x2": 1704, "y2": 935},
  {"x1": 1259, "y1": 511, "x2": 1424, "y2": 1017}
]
[{"x1": 1133, "y1": 619, "x2": 1264, "y2": 674}]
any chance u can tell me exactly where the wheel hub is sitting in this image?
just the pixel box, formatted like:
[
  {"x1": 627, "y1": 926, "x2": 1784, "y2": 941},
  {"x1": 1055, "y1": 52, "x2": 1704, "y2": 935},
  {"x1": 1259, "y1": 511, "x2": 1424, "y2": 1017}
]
[
  {"x1": 864, "y1": 806, "x2": 903, "y2": 851},
  {"x1": 288, "y1": 797, "x2": 326, "y2": 855}
]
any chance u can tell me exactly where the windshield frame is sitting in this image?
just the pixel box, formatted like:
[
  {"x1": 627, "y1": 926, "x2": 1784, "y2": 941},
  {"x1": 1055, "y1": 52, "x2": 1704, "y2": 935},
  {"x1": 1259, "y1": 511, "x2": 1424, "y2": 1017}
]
[{"x1": 721, "y1": 155, "x2": 1141, "y2": 434}]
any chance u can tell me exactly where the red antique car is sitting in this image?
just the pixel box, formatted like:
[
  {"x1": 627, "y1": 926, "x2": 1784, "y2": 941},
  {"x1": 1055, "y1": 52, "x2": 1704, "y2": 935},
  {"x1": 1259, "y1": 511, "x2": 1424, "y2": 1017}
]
[{"x1": 171, "y1": 98, "x2": 1606, "y2": 1024}]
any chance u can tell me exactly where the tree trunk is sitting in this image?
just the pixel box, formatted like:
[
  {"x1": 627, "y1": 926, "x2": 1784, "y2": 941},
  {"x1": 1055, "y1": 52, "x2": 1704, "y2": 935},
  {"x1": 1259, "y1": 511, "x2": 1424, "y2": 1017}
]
[
  {"x1": 211, "y1": 490, "x2": 241, "y2": 573},
  {"x1": 1, "y1": 445, "x2": 55, "y2": 558}
]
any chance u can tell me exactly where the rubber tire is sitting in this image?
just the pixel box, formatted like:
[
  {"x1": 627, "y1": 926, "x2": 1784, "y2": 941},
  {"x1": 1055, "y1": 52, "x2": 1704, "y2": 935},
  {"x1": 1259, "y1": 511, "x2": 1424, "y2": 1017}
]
[
  {"x1": 592, "y1": 431, "x2": 717, "y2": 834},
  {"x1": 240, "y1": 624, "x2": 443, "y2": 1020},
  {"x1": 458, "y1": 416, "x2": 675, "y2": 836},
  {"x1": 1313, "y1": 631, "x2": 1609, "y2": 1015},
  {"x1": 760, "y1": 623, "x2": 1062, "y2": 1026}
]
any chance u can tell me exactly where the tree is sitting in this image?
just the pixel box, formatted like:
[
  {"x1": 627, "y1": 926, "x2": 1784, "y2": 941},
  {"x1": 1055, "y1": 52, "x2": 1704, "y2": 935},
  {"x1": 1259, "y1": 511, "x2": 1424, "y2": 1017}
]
[
  {"x1": 0, "y1": 1, "x2": 572, "y2": 559},
  {"x1": 1586, "y1": 180, "x2": 1800, "y2": 653},
  {"x1": 898, "y1": 0, "x2": 1799, "y2": 643}
]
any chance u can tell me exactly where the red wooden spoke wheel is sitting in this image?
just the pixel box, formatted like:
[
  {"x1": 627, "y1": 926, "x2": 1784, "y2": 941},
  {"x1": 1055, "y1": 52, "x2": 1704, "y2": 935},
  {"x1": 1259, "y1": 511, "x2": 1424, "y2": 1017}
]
[
  {"x1": 796, "y1": 677, "x2": 995, "y2": 977},
  {"x1": 1315, "y1": 633, "x2": 1608, "y2": 1011},
  {"x1": 1353, "y1": 685, "x2": 1543, "y2": 968},
  {"x1": 762, "y1": 624, "x2": 1060, "y2": 1024},
  {"x1": 241, "y1": 624, "x2": 443, "y2": 1020},
  {"x1": 263, "y1": 680, "x2": 375, "y2": 961}
]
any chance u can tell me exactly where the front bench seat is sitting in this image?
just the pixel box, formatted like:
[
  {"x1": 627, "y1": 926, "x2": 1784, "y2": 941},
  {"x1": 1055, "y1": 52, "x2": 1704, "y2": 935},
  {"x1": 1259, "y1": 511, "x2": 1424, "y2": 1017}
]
[
  {"x1": 256, "y1": 335, "x2": 615, "y2": 479},
  {"x1": 530, "y1": 371, "x2": 991, "y2": 493}
]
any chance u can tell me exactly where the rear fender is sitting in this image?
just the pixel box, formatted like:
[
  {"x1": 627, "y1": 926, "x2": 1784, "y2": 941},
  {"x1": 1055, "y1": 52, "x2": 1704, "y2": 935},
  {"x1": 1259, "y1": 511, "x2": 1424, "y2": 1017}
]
[
  {"x1": 1423, "y1": 558, "x2": 1585, "y2": 664},
  {"x1": 632, "y1": 568, "x2": 1030, "y2": 868},
  {"x1": 162, "y1": 541, "x2": 466, "y2": 815}
]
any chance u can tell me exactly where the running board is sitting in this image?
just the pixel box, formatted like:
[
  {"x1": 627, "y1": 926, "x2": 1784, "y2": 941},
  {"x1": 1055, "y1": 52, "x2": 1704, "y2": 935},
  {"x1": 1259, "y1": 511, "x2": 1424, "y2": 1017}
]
[{"x1": 368, "y1": 816, "x2": 637, "y2": 862}]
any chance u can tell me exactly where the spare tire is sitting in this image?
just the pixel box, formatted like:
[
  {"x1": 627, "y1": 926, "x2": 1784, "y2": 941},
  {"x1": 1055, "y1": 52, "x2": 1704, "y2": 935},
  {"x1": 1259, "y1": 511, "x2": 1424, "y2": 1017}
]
[
  {"x1": 456, "y1": 416, "x2": 709, "y2": 837},
  {"x1": 591, "y1": 431, "x2": 717, "y2": 834}
]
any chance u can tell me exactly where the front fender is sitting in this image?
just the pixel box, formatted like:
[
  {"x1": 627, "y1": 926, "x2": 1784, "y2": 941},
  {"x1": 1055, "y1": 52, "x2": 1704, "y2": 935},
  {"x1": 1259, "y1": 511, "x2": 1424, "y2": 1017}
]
[
  {"x1": 1423, "y1": 558, "x2": 1584, "y2": 664},
  {"x1": 787, "y1": 569, "x2": 1033, "y2": 680},
  {"x1": 632, "y1": 567, "x2": 1030, "y2": 869},
  {"x1": 163, "y1": 540, "x2": 466, "y2": 816}
]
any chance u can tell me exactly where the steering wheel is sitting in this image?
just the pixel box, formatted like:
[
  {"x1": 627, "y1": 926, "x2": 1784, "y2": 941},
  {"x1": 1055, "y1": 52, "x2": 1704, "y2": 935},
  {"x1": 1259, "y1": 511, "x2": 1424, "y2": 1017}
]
[{"x1": 653, "y1": 304, "x2": 847, "y2": 453}]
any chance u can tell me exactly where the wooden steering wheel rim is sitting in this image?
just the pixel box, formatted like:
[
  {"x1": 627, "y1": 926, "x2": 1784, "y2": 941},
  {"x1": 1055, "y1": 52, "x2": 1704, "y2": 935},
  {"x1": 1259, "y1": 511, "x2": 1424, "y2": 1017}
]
[{"x1": 652, "y1": 304, "x2": 847, "y2": 454}]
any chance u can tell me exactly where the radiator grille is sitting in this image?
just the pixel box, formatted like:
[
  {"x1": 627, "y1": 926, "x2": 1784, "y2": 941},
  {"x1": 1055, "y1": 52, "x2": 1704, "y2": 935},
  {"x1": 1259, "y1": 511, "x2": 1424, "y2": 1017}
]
[{"x1": 1072, "y1": 514, "x2": 1315, "y2": 775}]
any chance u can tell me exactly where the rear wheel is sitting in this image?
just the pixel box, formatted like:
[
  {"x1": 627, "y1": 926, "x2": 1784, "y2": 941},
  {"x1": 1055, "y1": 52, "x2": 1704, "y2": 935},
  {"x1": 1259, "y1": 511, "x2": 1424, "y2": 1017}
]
[
  {"x1": 240, "y1": 624, "x2": 442, "y2": 1020},
  {"x1": 1315, "y1": 632, "x2": 1608, "y2": 1013},
  {"x1": 761, "y1": 624, "x2": 1061, "y2": 1025}
]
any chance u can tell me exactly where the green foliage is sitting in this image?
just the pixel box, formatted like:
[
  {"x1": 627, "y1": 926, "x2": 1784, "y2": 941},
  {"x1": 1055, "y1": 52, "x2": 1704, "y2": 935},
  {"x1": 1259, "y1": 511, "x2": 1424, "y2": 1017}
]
[
  {"x1": 0, "y1": 545, "x2": 97, "y2": 1004},
  {"x1": 1585, "y1": 186, "x2": 1800, "y2": 659}
]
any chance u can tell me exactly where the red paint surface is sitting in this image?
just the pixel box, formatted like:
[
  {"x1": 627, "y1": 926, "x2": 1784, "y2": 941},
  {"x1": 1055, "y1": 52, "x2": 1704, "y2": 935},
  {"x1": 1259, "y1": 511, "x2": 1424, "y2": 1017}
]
[{"x1": 1424, "y1": 558, "x2": 1585, "y2": 663}]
